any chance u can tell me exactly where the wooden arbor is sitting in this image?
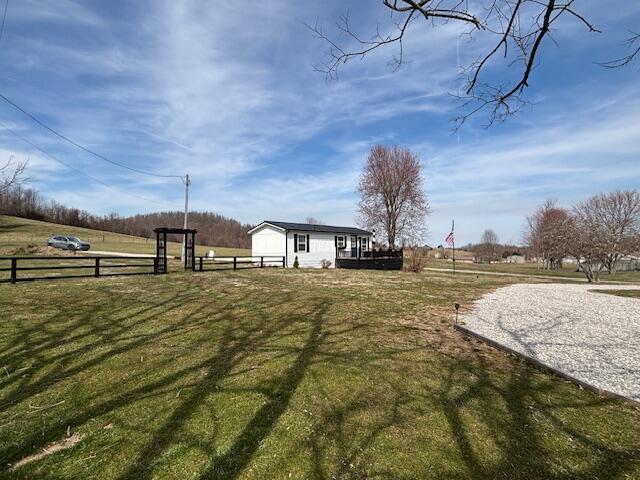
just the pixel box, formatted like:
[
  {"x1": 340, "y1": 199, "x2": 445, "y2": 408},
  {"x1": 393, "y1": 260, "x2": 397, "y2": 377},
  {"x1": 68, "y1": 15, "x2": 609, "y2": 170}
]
[{"x1": 153, "y1": 227, "x2": 197, "y2": 273}]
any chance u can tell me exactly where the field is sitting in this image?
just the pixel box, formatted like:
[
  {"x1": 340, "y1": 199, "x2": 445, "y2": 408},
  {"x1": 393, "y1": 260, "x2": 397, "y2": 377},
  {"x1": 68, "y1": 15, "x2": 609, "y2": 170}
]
[
  {"x1": 425, "y1": 258, "x2": 640, "y2": 283},
  {"x1": 1, "y1": 268, "x2": 639, "y2": 479},
  {"x1": 0, "y1": 216, "x2": 250, "y2": 257}
]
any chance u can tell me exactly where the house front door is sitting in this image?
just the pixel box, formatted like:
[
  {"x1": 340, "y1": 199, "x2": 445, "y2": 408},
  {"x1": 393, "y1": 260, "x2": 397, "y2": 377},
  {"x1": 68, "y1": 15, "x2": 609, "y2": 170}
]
[{"x1": 350, "y1": 235, "x2": 357, "y2": 258}]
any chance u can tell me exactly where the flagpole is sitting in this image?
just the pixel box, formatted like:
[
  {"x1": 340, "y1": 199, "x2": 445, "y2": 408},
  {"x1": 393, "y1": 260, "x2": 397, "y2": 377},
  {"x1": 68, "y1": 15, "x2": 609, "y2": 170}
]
[{"x1": 452, "y1": 219, "x2": 456, "y2": 275}]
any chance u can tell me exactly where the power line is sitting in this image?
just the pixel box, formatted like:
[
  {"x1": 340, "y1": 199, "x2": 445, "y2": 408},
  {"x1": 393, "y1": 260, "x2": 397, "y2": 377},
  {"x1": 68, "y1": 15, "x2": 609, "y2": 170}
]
[
  {"x1": 0, "y1": 0, "x2": 8, "y2": 47},
  {"x1": 0, "y1": 91, "x2": 183, "y2": 179},
  {"x1": 0, "y1": 121, "x2": 179, "y2": 208}
]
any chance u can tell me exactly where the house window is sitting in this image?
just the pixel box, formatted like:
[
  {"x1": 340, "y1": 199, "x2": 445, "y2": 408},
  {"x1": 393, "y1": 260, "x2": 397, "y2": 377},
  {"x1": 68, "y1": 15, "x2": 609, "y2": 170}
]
[
  {"x1": 361, "y1": 238, "x2": 369, "y2": 251},
  {"x1": 297, "y1": 234, "x2": 307, "y2": 252},
  {"x1": 337, "y1": 236, "x2": 346, "y2": 248}
]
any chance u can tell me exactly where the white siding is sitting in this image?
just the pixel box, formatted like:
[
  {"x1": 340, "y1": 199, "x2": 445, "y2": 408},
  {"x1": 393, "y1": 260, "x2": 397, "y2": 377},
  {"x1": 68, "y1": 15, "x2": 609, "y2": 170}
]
[
  {"x1": 251, "y1": 225, "x2": 286, "y2": 265},
  {"x1": 286, "y1": 231, "x2": 371, "y2": 268},
  {"x1": 250, "y1": 223, "x2": 371, "y2": 269},
  {"x1": 286, "y1": 231, "x2": 337, "y2": 268}
]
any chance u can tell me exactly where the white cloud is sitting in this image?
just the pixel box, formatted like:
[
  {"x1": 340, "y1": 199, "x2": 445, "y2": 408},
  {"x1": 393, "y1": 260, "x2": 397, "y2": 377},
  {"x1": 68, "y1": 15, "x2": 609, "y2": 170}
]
[{"x1": 1, "y1": 0, "x2": 639, "y2": 247}]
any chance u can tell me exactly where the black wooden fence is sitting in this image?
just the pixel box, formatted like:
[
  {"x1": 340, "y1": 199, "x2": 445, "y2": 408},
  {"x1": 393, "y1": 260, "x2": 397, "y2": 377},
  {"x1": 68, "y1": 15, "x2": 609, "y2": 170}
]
[
  {"x1": 0, "y1": 256, "x2": 157, "y2": 284},
  {"x1": 196, "y1": 256, "x2": 285, "y2": 271}
]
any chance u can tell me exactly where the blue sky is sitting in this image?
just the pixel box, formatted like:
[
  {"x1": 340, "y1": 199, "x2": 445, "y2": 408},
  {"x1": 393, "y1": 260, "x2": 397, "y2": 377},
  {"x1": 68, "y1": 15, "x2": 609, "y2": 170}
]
[{"x1": 0, "y1": 1, "x2": 639, "y2": 245}]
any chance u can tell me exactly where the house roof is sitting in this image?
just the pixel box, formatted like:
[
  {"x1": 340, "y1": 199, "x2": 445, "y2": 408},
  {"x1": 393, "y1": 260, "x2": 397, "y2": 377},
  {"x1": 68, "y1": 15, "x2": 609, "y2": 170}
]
[{"x1": 248, "y1": 220, "x2": 372, "y2": 236}]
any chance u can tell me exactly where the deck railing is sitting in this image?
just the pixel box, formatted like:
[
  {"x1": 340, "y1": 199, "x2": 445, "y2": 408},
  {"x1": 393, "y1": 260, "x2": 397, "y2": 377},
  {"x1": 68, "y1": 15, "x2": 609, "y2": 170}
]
[{"x1": 336, "y1": 249, "x2": 402, "y2": 259}]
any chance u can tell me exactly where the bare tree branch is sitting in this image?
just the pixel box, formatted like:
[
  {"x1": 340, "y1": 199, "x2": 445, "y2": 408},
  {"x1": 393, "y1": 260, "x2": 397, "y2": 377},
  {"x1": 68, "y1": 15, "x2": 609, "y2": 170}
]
[
  {"x1": 0, "y1": 155, "x2": 29, "y2": 193},
  {"x1": 310, "y1": 0, "x2": 603, "y2": 126},
  {"x1": 601, "y1": 31, "x2": 640, "y2": 69}
]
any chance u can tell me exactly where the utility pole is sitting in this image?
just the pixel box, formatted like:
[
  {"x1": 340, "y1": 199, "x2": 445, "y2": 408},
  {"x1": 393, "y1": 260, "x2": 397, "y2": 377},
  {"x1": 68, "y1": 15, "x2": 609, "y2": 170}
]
[{"x1": 181, "y1": 174, "x2": 190, "y2": 264}]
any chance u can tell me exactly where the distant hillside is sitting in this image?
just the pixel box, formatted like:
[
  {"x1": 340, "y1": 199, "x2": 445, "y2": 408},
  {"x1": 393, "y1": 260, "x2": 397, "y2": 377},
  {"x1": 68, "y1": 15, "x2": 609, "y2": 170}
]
[
  {"x1": 0, "y1": 215, "x2": 250, "y2": 257},
  {"x1": 116, "y1": 211, "x2": 251, "y2": 248},
  {"x1": 0, "y1": 185, "x2": 251, "y2": 248}
]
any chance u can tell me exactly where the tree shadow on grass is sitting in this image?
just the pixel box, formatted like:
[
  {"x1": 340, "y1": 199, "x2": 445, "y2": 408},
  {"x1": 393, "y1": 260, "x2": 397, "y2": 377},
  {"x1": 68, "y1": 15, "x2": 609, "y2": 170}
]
[
  {"x1": 426, "y1": 351, "x2": 640, "y2": 480},
  {"x1": 293, "y1": 325, "x2": 640, "y2": 480},
  {"x1": 0, "y1": 283, "x2": 217, "y2": 465},
  {"x1": 0, "y1": 286, "x2": 206, "y2": 409},
  {"x1": 2, "y1": 274, "x2": 640, "y2": 479},
  {"x1": 112, "y1": 299, "x2": 329, "y2": 480},
  {"x1": 0, "y1": 275, "x2": 334, "y2": 479}
]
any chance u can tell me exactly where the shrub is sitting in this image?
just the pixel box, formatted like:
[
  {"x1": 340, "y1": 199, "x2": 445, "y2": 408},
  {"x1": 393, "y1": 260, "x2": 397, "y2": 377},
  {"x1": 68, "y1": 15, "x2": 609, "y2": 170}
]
[
  {"x1": 320, "y1": 259, "x2": 332, "y2": 269},
  {"x1": 403, "y1": 247, "x2": 428, "y2": 273},
  {"x1": 293, "y1": 256, "x2": 299, "y2": 268}
]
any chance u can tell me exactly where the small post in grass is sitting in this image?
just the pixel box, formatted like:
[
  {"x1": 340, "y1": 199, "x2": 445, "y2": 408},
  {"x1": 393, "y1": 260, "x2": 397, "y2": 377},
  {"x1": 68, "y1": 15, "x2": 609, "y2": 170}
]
[{"x1": 454, "y1": 303, "x2": 460, "y2": 325}]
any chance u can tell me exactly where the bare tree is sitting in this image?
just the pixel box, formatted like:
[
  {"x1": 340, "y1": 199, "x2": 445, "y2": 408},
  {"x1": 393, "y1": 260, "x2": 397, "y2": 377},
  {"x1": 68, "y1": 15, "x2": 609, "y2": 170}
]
[
  {"x1": 524, "y1": 199, "x2": 572, "y2": 270},
  {"x1": 567, "y1": 203, "x2": 607, "y2": 283},
  {"x1": 305, "y1": 217, "x2": 324, "y2": 225},
  {"x1": 309, "y1": 1, "x2": 615, "y2": 126},
  {"x1": 0, "y1": 155, "x2": 28, "y2": 193},
  {"x1": 481, "y1": 229, "x2": 499, "y2": 245},
  {"x1": 357, "y1": 145, "x2": 429, "y2": 248},
  {"x1": 572, "y1": 190, "x2": 640, "y2": 274},
  {"x1": 477, "y1": 228, "x2": 499, "y2": 262}
]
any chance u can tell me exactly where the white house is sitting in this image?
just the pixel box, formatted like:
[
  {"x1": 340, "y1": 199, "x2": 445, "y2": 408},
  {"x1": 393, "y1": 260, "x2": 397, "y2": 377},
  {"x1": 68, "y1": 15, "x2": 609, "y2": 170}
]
[
  {"x1": 504, "y1": 254, "x2": 526, "y2": 264},
  {"x1": 248, "y1": 221, "x2": 373, "y2": 268}
]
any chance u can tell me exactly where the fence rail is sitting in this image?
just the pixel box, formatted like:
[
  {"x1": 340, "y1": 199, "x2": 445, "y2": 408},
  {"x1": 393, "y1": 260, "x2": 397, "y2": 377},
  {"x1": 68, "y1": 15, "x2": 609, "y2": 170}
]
[
  {"x1": 1, "y1": 254, "x2": 286, "y2": 284},
  {"x1": 196, "y1": 256, "x2": 285, "y2": 271},
  {"x1": 0, "y1": 255, "x2": 157, "y2": 284}
]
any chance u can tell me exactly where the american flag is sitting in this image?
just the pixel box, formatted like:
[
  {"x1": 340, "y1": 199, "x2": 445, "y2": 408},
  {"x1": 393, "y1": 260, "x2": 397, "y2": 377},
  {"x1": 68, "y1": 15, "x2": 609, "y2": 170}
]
[{"x1": 445, "y1": 220, "x2": 454, "y2": 246}]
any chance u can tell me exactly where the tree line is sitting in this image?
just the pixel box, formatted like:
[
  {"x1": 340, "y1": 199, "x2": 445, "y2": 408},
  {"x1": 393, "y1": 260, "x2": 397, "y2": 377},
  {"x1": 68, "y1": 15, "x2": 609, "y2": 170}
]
[
  {"x1": 460, "y1": 229, "x2": 526, "y2": 264},
  {"x1": 525, "y1": 191, "x2": 640, "y2": 282},
  {"x1": 0, "y1": 185, "x2": 252, "y2": 248}
]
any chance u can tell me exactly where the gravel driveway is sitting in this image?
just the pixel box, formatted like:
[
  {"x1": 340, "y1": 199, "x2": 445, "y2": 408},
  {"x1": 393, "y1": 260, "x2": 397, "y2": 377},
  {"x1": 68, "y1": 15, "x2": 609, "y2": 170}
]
[{"x1": 461, "y1": 284, "x2": 640, "y2": 402}]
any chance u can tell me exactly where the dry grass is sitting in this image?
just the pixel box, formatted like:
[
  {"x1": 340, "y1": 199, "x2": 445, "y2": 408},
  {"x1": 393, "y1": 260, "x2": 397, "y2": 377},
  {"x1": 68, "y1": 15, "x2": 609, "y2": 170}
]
[
  {"x1": 0, "y1": 269, "x2": 638, "y2": 479},
  {"x1": 0, "y1": 215, "x2": 250, "y2": 257}
]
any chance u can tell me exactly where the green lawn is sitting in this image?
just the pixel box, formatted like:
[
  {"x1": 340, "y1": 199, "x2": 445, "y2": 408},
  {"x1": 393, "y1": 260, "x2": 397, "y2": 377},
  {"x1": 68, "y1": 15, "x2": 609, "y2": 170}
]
[
  {"x1": 425, "y1": 259, "x2": 640, "y2": 283},
  {"x1": 0, "y1": 215, "x2": 250, "y2": 257},
  {"x1": 1, "y1": 269, "x2": 638, "y2": 479}
]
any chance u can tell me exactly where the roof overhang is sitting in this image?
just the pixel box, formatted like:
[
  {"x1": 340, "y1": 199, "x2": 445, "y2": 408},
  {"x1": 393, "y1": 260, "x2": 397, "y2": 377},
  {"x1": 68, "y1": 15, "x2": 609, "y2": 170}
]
[
  {"x1": 248, "y1": 220, "x2": 372, "y2": 236},
  {"x1": 247, "y1": 221, "x2": 286, "y2": 235}
]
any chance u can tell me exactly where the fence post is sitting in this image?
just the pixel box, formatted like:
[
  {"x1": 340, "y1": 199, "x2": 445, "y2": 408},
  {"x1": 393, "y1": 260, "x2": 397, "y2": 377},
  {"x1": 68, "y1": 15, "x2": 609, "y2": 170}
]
[
  {"x1": 260, "y1": 256, "x2": 264, "y2": 268},
  {"x1": 233, "y1": 257, "x2": 237, "y2": 271},
  {"x1": 10, "y1": 258, "x2": 17, "y2": 284},
  {"x1": 153, "y1": 257, "x2": 158, "y2": 275},
  {"x1": 282, "y1": 256, "x2": 286, "y2": 268},
  {"x1": 199, "y1": 257, "x2": 203, "y2": 271},
  {"x1": 94, "y1": 257, "x2": 100, "y2": 277}
]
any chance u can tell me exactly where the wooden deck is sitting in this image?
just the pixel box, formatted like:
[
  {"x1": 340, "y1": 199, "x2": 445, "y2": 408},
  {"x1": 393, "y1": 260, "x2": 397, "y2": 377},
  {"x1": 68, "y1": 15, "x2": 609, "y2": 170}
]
[{"x1": 335, "y1": 250, "x2": 403, "y2": 270}]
